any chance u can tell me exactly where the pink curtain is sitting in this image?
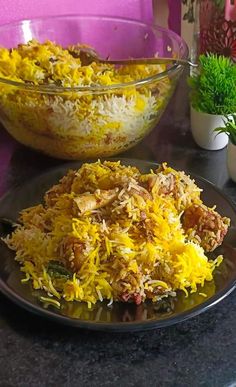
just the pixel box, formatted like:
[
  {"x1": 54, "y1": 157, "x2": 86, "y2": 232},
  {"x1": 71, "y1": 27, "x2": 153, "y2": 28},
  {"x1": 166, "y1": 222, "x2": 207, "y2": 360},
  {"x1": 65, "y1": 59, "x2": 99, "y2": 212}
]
[
  {"x1": 0, "y1": 0, "x2": 183, "y2": 34},
  {"x1": 168, "y1": 0, "x2": 181, "y2": 36},
  {"x1": 0, "y1": 0, "x2": 153, "y2": 25}
]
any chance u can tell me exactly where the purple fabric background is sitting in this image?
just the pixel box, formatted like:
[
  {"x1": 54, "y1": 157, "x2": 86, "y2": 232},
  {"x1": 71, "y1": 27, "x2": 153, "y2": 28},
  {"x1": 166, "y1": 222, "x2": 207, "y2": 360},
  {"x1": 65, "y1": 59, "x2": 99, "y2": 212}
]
[
  {"x1": 168, "y1": 0, "x2": 181, "y2": 36},
  {"x1": 0, "y1": 0, "x2": 182, "y2": 34},
  {"x1": 0, "y1": 0, "x2": 153, "y2": 25}
]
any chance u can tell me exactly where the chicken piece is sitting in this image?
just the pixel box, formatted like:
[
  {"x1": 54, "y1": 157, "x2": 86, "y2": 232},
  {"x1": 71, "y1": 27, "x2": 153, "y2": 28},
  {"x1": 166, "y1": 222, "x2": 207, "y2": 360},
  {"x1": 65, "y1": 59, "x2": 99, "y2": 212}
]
[
  {"x1": 45, "y1": 170, "x2": 77, "y2": 207},
  {"x1": 59, "y1": 236, "x2": 86, "y2": 272},
  {"x1": 182, "y1": 204, "x2": 230, "y2": 252},
  {"x1": 128, "y1": 184, "x2": 152, "y2": 201},
  {"x1": 73, "y1": 188, "x2": 118, "y2": 214},
  {"x1": 143, "y1": 168, "x2": 202, "y2": 212},
  {"x1": 68, "y1": 44, "x2": 100, "y2": 66},
  {"x1": 19, "y1": 204, "x2": 46, "y2": 230},
  {"x1": 120, "y1": 292, "x2": 142, "y2": 305},
  {"x1": 146, "y1": 173, "x2": 176, "y2": 195}
]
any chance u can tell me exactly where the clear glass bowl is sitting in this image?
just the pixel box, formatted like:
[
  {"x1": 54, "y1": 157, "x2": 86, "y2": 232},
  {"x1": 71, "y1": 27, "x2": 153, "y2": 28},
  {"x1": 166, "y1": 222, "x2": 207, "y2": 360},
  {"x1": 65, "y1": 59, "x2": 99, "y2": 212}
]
[{"x1": 0, "y1": 15, "x2": 188, "y2": 160}]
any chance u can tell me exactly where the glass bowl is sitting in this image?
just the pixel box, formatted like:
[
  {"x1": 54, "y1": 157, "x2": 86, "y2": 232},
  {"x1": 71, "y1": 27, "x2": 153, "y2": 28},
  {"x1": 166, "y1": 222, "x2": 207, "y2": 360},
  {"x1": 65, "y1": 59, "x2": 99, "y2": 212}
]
[{"x1": 0, "y1": 15, "x2": 188, "y2": 160}]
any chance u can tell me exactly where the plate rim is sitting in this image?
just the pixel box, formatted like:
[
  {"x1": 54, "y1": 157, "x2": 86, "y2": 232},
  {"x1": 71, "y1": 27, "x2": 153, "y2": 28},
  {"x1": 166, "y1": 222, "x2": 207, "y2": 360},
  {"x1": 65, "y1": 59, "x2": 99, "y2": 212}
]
[{"x1": 1, "y1": 270, "x2": 236, "y2": 332}]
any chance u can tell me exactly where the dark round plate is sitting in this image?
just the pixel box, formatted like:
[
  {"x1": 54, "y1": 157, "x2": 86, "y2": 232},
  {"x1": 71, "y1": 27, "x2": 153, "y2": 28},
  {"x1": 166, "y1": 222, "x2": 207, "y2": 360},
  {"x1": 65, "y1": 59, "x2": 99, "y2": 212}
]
[{"x1": 0, "y1": 159, "x2": 236, "y2": 332}]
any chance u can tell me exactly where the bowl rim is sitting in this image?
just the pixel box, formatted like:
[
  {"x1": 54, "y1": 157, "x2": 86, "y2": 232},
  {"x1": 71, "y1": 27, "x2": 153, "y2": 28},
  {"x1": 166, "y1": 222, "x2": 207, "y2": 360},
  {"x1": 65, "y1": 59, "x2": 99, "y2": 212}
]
[{"x1": 0, "y1": 14, "x2": 189, "y2": 93}]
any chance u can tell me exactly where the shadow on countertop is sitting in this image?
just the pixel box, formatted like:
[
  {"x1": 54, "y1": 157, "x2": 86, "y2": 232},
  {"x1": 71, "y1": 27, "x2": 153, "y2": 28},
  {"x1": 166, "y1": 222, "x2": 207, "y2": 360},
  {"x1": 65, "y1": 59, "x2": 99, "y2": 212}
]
[{"x1": 0, "y1": 290, "x2": 236, "y2": 387}]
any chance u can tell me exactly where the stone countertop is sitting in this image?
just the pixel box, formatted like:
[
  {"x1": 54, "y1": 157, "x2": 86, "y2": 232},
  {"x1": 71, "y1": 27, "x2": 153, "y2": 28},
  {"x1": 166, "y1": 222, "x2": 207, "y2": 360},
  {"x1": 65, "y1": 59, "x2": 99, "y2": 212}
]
[{"x1": 0, "y1": 76, "x2": 236, "y2": 387}]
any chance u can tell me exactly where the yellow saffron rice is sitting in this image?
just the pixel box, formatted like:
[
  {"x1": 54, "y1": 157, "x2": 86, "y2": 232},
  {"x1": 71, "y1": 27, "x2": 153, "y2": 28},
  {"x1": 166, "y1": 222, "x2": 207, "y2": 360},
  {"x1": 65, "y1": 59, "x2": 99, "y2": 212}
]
[
  {"x1": 0, "y1": 40, "x2": 172, "y2": 159},
  {"x1": 4, "y1": 161, "x2": 227, "y2": 307}
]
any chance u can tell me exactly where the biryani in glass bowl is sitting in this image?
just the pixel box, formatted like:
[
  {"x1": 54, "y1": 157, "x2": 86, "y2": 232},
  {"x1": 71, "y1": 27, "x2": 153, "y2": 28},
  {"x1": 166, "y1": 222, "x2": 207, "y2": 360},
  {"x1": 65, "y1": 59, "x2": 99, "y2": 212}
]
[{"x1": 0, "y1": 15, "x2": 188, "y2": 160}]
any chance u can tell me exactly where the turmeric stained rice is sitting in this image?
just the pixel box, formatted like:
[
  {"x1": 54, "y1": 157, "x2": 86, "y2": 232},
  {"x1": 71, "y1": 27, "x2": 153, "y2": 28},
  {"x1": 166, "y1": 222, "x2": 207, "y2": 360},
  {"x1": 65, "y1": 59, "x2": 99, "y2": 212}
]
[
  {"x1": 0, "y1": 40, "x2": 171, "y2": 159},
  {"x1": 4, "y1": 161, "x2": 230, "y2": 307}
]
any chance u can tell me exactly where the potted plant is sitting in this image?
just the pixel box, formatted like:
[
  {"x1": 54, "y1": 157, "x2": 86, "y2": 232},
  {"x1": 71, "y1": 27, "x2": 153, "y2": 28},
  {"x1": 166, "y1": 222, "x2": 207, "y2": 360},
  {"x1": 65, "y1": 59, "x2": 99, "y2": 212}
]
[
  {"x1": 215, "y1": 115, "x2": 236, "y2": 182},
  {"x1": 188, "y1": 53, "x2": 236, "y2": 150}
]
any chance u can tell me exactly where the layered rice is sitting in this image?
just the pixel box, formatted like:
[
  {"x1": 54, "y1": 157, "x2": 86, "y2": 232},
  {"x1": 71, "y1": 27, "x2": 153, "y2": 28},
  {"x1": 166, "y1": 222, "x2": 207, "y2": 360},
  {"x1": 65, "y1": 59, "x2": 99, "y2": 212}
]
[
  {"x1": 4, "y1": 161, "x2": 230, "y2": 308},
  {"x1": 0, "y1": 40, "x2": 172, "y2": 159}
]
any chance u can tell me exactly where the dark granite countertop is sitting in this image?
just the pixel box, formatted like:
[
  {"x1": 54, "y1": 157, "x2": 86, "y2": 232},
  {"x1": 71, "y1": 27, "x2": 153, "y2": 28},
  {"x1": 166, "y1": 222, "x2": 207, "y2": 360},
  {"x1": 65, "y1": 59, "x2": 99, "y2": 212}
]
[{"x1": 0, "y1": 75, "x2": 235, "y2": 387}]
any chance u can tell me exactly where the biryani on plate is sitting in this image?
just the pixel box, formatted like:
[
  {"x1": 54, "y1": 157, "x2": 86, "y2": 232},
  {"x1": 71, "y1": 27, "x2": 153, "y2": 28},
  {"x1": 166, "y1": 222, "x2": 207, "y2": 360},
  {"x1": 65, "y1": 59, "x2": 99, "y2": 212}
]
[
  {"x1": 4, "y1": 161, "x2": 230, "y2": 308},
  {"x1": 0, "y1": 40, "x2": 172, "y2": 159}
]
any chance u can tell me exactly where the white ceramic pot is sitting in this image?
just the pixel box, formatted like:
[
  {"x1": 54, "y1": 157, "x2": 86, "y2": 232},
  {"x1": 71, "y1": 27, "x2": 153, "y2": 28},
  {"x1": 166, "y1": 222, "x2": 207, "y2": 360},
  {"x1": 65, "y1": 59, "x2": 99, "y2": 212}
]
[
  {"x1": 227, "y1": 141, "x2": 236, "y2": 182},
  {"x1": 190, "y1": 107, "x2": 228, "y2": 150}
]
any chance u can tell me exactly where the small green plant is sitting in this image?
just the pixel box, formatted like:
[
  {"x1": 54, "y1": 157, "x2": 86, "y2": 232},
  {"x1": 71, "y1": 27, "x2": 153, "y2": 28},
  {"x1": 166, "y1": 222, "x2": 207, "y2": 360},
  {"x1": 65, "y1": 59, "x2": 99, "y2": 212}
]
[
  {"x1": 188, "y1": 54, "x2": 236, "y2": 115},
  {"x1": 215, "y1": 115, "x2": 236, "y2": 145}
]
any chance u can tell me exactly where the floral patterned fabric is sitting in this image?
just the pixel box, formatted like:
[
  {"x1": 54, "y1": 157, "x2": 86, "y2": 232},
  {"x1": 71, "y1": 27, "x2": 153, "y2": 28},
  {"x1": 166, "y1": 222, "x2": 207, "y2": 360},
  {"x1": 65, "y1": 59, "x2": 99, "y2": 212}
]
[{"x1": 200, "y1": 0, "x2": 236, "y2": 61}]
